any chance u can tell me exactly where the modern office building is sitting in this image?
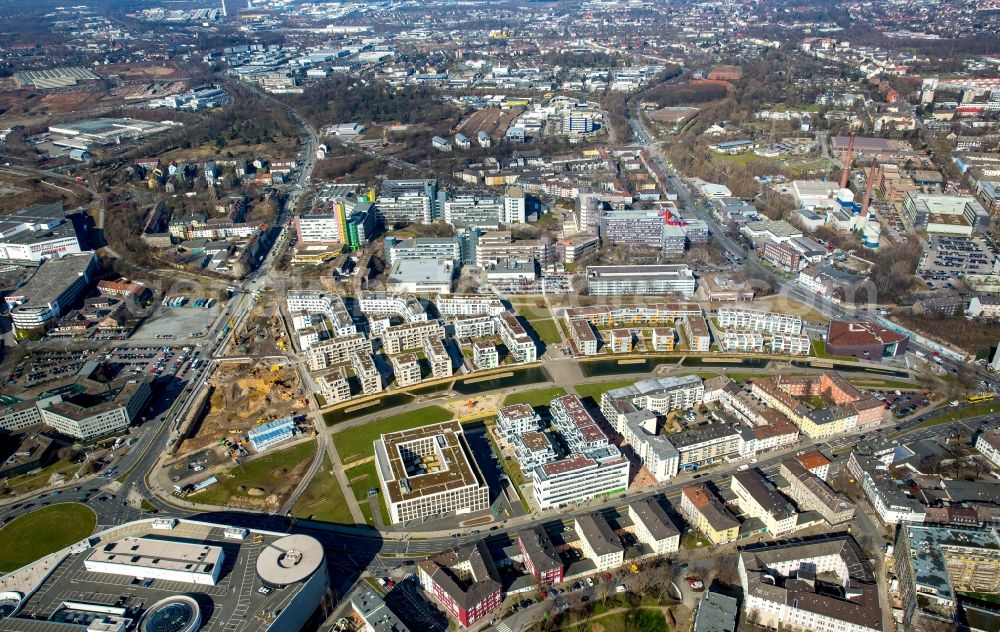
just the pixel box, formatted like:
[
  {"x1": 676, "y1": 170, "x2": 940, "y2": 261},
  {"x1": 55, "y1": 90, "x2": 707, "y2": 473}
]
[
  {"x1": 6, "y1": 251, "x2": 99, "y2": 333},
  {"x1": 386, "y1": 258, "x2": 454, "y2": 294},
  {"x1": 296, "y1": 199, "x2": 379, "y2": 249},
  {"x1": 739, "y1": 535, "x2": 883, "y2": 632},
  {"x1": 0, "y1": 518, "x2": 328, "y2": 632},
  {"x1": 418, "y1": 540, "x2": 502, "y2": 628},
  {"x1": 376, "y1": 179, "x2": 438, "y2": 224},
  {"x1": 443, "y1": 196, "x2": 505, "y2": 230},
  {"x1": 587, "y1": 265, "x2": 696, "y2": 298},
  {"x1": 385, "y1": 236, "x2": 463, "y2": 265},
  {"x1": 374, "y1": 421, "x2": 490, "y2": 524},
  {"x1": 599, "y1": 209, "x2": 684, "y2": 252},
  {"x1": 679, "y1": 484, "x2": 740, "y2": 544},
  {"x1": 30, "y1": 372, "x2": 151, "y2": 440},
  {"x1": 531, "y1": 448, "x2": 630, "y2": 509},
  {"x1": 575, "y1": 513, "x2": 625, "y2": 572},
  {"x1": 902, "y1": 192, "x2": 990, "y2": 235}
]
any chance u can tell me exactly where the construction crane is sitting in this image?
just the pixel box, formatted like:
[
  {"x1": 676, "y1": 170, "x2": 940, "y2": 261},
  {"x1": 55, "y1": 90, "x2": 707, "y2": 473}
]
[{"x1": 839, "y1": 132, "x2": 856, "y2": 190}]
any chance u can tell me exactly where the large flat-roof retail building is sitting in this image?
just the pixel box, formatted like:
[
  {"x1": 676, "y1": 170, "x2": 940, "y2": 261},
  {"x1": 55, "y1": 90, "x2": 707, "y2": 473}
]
[
  {"x1": 5, "y1": 251, "x2": 98, "y2": 333},
  {"x1": 0, "y1": 202, "x2": 84, "y2": 264},
  {"x1": 0, "y1": 518, "x2": 328, "y2": 632},
  {"x1": 374, "y1": 420, "x2": 490, "y2": 524},
  {"x1": 825, "y1": 320, "x2": 908, "y2": 359}
]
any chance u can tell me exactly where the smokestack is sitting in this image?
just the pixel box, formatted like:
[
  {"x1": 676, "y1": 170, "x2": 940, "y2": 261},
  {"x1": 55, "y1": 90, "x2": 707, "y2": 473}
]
[{"x1": 221, "y1": 0, "x2": 227, "y2": 17}]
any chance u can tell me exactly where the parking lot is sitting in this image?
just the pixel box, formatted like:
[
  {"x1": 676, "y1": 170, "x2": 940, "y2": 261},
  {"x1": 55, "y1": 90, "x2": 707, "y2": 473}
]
[
  {"x1": 5, "y1": 344, "x2": 201, "y2": 389},
  {"x1": 918, "y1": 236, "x2": 997, "y2": 287}
]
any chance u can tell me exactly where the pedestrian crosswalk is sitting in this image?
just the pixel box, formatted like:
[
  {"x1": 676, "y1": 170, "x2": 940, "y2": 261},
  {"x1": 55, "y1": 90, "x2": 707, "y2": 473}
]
[{"x1": 493, "y1": 622, "x2": 514, "y2": 632}]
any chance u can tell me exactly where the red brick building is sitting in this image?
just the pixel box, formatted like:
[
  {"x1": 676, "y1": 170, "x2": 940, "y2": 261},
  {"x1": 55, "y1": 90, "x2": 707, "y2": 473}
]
[{"x1": 517, "y1": 526, "x2": 564, "y2": 586}]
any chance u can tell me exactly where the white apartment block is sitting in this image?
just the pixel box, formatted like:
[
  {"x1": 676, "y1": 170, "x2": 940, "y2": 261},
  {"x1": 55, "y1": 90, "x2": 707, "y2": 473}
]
[
  {"x1": 629, "y1": 499, "x2": 680, "y2": 556},
  {"x1": 570, "y1": 320, "x2": 599, "y2": 355},
  {"x1": 601, "y1": 376, "x2": 704, "y2": 425},
  {"x1": 682, "y1": 315, "x2": 712, "y2": 352},
  {"x1": 497, "y1": 312, "x2": 537, "y2": 363},
  {"x1": 717, "y1": 307, "x2": 803, "y2": 335},
  {"x1": 452, "y1": 314, "x2": 496, "y2": 338},
  {"x1": 306, "y1": 334, "x2": 373, "y2": 371},
  {"x1": 351, "y1": 352, "x2": 382, "y2": 395},
  {"x1": 424, "y1": 335, "x2": 452, "y2": 380},
  {"x1": 770, "y1": 333, "x2": 811, "y2": 355},
  {"x1": 720, "y1": 331, "x2": 765, "y2": 353},
  {"x1": 473, "y1": 341, "x2": 499, "y2": 370},
  {"x1": 503, "y1": 187, "x2": 526, "y2": 224},
  {"x1": 359, "y1": 293, "x2": 427, "y2": 324},
  {"x1": 619, "y1": 413, "x2": 680, "y2": 482},
  {"x1": 381, "y1": 321, "x2": 445, "y2": 355},
  {"x1": 575, "y1": 514, "x2": 624, "y2": 572},
  {"x1": 497, "y1": 404, "x2": 543, "y2": 442},
  {"x1": 286, "y1": 291, "x2": 357, "y2": 340},
  {"x1": 532, "y1": 449, "x2": 630, "y2": 509},
  {"x1": 652, "y1": 328, "x2": 675, "y2": 351},
  {"x1": 318, "y1": 368, "x2": 352, "y2": 404},
  {"x1": 514, "y1": 431, "x2": 559, "y2": 470},
  {"x1": 975, "y1": 429, "x2": 1000, "y2": 468},
  {"x1": 551, "y1": 395, "x2": 608, "y2": 453},
  {"x1": 847, "y1": 452, "x2": 926, "y2": 525},
  {"x1": 435, "y1": 294, "x2": 505, "y2": 317},
  {"x1": 731, "y1": 469, "x2": 798, "y2": 536},
  {"x1": 609, "y1": 329, "x2": 631, "y2": 353},
  {"x1": 391, "y1": 354, "x2": 422, "y2": 387},
  {"x1": 586, "y1": 265, "x2": 697, "y2": 298}
]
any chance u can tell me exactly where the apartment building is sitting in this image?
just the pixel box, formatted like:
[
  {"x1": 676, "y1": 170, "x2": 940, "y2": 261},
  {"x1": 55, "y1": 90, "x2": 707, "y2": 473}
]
[
  {"x1": 531, "y1": 448, "x2": 630, "y2": 509},
  {"x1": 514, "y1": 431, "x2": 559, "y2": 470},
  {"x1": 318, "y1": 368, "x2": 352, "y2": 404},
  {"x1": 473, "y1": 341, "x2": 499, "y2": 370},
  {"x1": 779, "y1": 458, "x2": 855, "y2": 525},
  {"x1": 564, "y1": 303, "x2": 702, "y2": 328},
  {"x1": 682, "y1": 314, "x2": 711, "y2": 351},
  {"x1": 391, "y1": 354, "x2": 422, "y2": 387},
  {"x1": 848, "y1": 450, "x2": 926, "y2": 525},
  {"x1": 609, "y1": 329, "x2": 631, "y2": 353},
  {"x1": 570, "y1": 320, "x2": 599, "y2": 355},
  {"x1": 452, "y1": 314, "x2": 496, "y2": 339},
  {"x1": 600, "y1": 376, "x2": 704, "y2": 430},
  {"x1": 717, "y1": 307, "x2": 803, "y2": 335},
  {"x1": 418, "y1": 541, "x2": 501, "y2": 628},
  {"x1": 720, "y1": 331, "x2": 764, "y2": 353},
  {"x1": 358, "y1": 293, "x2": 427, "y2": 323},
  {"x1": 739, "y1": 536, "x2": 882, "y2": 632},
  {"x1": 574, "y1": 513, "x2": 624, "y2": 572},
  {"x1": 752, "y1": 373, "x2": 884, "y2": 439},
  {"x1": 351, "y1": 352, "x2": 382, "y2": 395},
  {"x1": 974, "y1": 429, "x2": 1000, "y2": 468},
  {"x1": 669, "y1": 423, "x2": 745, "y2": 470},
  {"x1": 517, "y1": 526, "x2": 564, "y2": 586},
  {"x1": 731, "y1": 469, "x2": 798, "y2": 536},
  {"x1": 435, "y1": 294, "x2": 505, "y2": 317},
  {"x1": 652, "y1": 327, "x2": 675, "y2": 351},
  {"x1": 679, "y1": 484, "x2": 740, "y2": 544},
  {"x1": 497, "y1": 311, "x2": 537, "y2": 363},
  {"x1": 424, "y1": 335, "x2": 452, "y2": 380},
  {"x1": 381, "y1": 321, "x2": 446, "y2": 355},
  {"x1": 306, "y1": 334, "x2": 374, "y2": 371},
  {"x1": 618, "y1": 410, "x2": 679, "y2": 482},
  {"x1": 770, "y1": 333, "x2": 812, "y2": 355},
  {"x1": 551, "y1": 395, "x2": 607, "y2": 453},
  {"x1": 629, "y1": 499, "x2": 680, "y2": 556},
  {"x1": 497, "y1": 404, "x2": 542, "y2": 443}
]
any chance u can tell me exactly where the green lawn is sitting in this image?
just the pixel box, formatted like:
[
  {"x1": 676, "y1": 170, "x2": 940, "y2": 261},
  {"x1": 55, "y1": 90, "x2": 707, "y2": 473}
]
[
  {"x1": 344, "y1": 460, "x2": 389, "y2": 526},
  {"x1": 574, "y1": 381, "x2": 637, "y2": 403},
  {"x1": 811, "y1": 340, "x2": 858, "y2": 362},
  {"x1": 911, "y1": 401, "x2": 999, "y2": 429},
  {"x1": 0, "y1": 503, "x2": 96, "y2": 572},
  {"x1": 509, "y1": 302, "x2": 552, "y2": 320},
  {"x1": 525, "y1": 317, "x2": 562, "y2": 345},
  {"x1": 6, "y1": 458, "x2": 78, "y2": 496},
  {"x1": 192, "y1": 441, "x2": 317, "y2": 507},
  {"x1": 333, "y1": 405, "x2": 453, "y2": 465},
  {"x1": 291, "y1": 464, "x2": 355, "y2": 524},
  {"x1": 503, "y1": 387, "x2": 567, "y2": 407}
]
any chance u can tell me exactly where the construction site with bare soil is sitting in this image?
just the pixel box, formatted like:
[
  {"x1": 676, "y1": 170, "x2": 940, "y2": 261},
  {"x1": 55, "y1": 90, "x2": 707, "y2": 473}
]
[
  {"x1": 174, "y1": 361, "x2": 307, "y2": 456},
  {"x1": 229, "y1": 298, "x2": 290, "y2": 357}
]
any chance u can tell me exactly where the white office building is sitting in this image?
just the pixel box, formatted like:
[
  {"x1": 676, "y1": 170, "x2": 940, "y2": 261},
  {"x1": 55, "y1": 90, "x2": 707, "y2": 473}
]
[
  {"x1": 587, "y1": 265, "x2": 696, "y2": 298},
  {"x1": 443, "y1": 196, "x2": 505, "y2": 230},
  {"x1": 532, "y1": 447, "x2": 629, "y2": 509}
]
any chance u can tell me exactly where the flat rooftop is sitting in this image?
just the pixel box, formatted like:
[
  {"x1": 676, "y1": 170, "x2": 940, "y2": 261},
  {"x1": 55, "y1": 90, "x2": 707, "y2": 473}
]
[
  {"x1": 0, "y1": 519, "x2": 325, "y2": 632},
  {"x1": 7, "y1": 252, "x2": 95, "y2": 306},
  {"x1": 374, "y1": 420, "x2": 486, "y2": 504}
]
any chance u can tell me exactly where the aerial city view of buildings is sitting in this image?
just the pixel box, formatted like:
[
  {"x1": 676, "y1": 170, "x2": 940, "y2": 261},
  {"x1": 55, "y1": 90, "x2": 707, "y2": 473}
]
[{"x1": 0, "y1": 1, "x2": 999, "y2": 632}]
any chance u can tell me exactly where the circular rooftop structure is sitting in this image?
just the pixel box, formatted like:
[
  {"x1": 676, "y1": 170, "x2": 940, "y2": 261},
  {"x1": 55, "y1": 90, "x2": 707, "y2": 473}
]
[
  {"x1": 255, "y1": 534, "x2": 324, "y2": 588},
  {"x1": 139, "y1": 595, "x2": 201, "y2": 632},
  {"x1": 0, "y1": 592, "x2": 22, "y2": 618}
]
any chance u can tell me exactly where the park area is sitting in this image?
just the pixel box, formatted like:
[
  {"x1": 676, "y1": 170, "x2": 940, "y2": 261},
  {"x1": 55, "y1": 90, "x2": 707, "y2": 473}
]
[{"x1": 0, "y1": 503, "x2": 96, "y2": 572}]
